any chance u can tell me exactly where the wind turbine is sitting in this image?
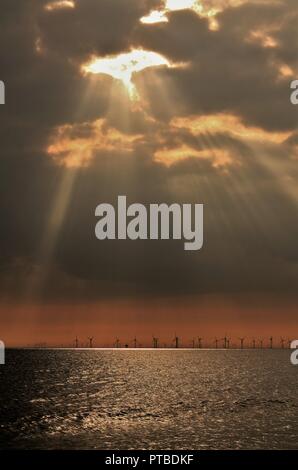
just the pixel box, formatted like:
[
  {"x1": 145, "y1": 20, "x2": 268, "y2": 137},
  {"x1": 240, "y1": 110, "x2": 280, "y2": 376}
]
[
  {"x1": 173, "y1": 334, "x2": 179, "y2": 349},
  {"x1": 152, "y1": 336, "x2": 159, "y2": 348},
  {"x1": 197, "y1": 337, "x2": 203, "y2": 349},
  {"x1": 222, "y1": 335, "x2": 229, "y2": 349},
  {"x1": 238, "y1": 337, "x2": 245, "y2": 350},
  {"x1": 88, "y1": 337, "x2": 94, "y2": 348}
]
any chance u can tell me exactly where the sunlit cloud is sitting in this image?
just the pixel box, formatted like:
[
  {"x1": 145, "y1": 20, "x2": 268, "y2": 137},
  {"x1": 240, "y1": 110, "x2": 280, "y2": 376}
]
[
  {"x1": 247, "y1": 31, "x2": 278, "y2": 48},
  {"x1": 165, "y1": 0, "x2": 256, "y2": 12},
  {"x1": 154, "y1": 144, "x2": 234, "y2": 167},
  {"x1": 44, "y1": 0, "x2": 75, "y2": 11},
  {"x1": 172, "y1": 114, "x2": 292, "y2": 144},
  {"x1": 140, "y1": 2, "x2": 203, "y2": 27},
  {"x1": 47, "y1": 119, "x2": 142, "y2": 167},
  {"x1": 154, "y1": 113, "x2": 293, "y2": 167},
  {"x1": 83, "y1": 50, "x2": 171, "y2": 99},
  {"x1": 166, "y1": 0, "x2": 200, "y2": 11},
  {"x1": 140, "y1": 10, "x2": 168, "y2": 24},
  {"x1": 278, "y1": 64, "x2": 295, "y2": 79},
  {"x1": 140, "y1": 1, "x2": 219, "y2": 29},
  {"x1": 200, "y1": 0, "x2": 276, "y2": 8}
]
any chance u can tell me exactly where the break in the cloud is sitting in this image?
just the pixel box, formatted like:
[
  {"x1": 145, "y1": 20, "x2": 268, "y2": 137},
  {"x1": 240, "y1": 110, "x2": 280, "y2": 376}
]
[{"x1": 0, "y1": 0, "x2": 297, "y2": 342}]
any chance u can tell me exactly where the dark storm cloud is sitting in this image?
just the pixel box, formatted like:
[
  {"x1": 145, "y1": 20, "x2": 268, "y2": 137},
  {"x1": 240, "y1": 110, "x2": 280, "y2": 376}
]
[
  {"x1": 50, "y1": 132, "x2": 298, "y2": 299},
  {"x1": 3, "y1": 131, "x2": 298, "y2": 303},
  {"x1": 0, "y1": 0, "x2": 297, "y2": 304},
  {"x1": 134, "y1": 3, "x2": 298, "y2": 131},
  {"x1": 38, "y1": 0, "x2": 162, "y2": 61}
]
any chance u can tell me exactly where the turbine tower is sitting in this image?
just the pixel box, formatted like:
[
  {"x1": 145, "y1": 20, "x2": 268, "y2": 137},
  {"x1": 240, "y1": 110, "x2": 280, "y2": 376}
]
[
  {"x1": 197, "y1": 337, "x2": 203, "y2": 349},
  {"x1": 238, "y1": 337, "x2": 245, "y2": 350},
  {"x1": 88, "y1": 337, "x2": 93, "y2": 348},
  {"x1": 222, "y1": 335, "x2": 228, "y2": 349}
]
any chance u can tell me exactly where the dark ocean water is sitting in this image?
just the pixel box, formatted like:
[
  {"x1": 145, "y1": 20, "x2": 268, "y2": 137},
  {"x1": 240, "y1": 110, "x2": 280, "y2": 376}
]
[{"x1": 0, "y1": 349, "x2": 297, "y2": 450}]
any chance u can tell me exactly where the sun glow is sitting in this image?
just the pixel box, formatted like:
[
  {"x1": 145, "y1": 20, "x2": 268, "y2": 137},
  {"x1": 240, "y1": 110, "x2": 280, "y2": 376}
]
[{"x1": 83, "y1": 50, "x2": 170, "y2": 99}]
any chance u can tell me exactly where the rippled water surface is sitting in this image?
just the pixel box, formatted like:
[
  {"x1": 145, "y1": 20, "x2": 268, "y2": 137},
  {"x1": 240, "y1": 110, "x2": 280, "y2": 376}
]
[{"x1": 0, "y1": 349, "x2": 297, "y2": 449}]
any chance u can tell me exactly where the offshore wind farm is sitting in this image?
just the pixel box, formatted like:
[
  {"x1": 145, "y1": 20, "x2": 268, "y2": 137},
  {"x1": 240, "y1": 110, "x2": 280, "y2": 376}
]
[{"x1": 27, "y1": 335, "x2": 296, "y2": 350}]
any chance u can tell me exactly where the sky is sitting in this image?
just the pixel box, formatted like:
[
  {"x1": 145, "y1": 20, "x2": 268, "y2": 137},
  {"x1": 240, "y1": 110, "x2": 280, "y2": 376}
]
[{"x1": 0, "y1": 0, "x2": 297, "y2": 346}]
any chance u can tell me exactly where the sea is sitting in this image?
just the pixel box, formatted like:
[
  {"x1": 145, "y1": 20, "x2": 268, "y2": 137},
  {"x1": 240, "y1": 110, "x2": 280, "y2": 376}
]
[{"x1": 0, "y1": 349, "x2": 297, "y2": 449}]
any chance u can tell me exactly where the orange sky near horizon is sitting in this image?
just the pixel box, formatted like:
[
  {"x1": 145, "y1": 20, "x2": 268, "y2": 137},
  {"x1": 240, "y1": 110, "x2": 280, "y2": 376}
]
[{"x1": 1, "y1": 292, "x2": 297, "y2": 347}]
